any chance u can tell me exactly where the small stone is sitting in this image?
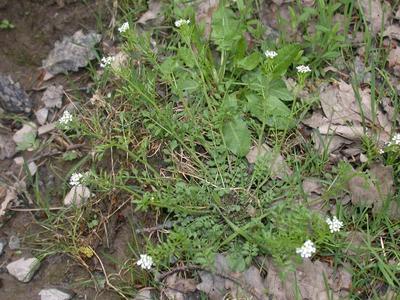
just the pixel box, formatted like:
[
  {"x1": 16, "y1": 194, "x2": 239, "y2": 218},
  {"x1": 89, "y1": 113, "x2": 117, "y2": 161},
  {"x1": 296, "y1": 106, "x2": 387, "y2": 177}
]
[
  {"x1": 12, "y1": 122, "x2": 37, "y2": 145},
  {"x1": 0, "y1": 239, "x2": 6, "y2": 256},
  {"x1": 13, "y1": 157, "x2": 38, "y2": 175},
  {"x1": 0, "y1": 134, "x2": 16, "y2": 160},
  {"x1": 6, "y1": 257, "x2": 41, "y2": 282},
  {"x1": 63, "y1": 185, "x2": 92, "y2": 206},
  {"x1": 39, "y1": 288, "x2": 73, "y2": 300},
  {"x1": 9, "y1": 235, "x2": 20, "y2": 250},
  {"x1": 38, "y1": 123, "x2": 56, "y2": 136},
  {"x1": 35, "y1": 108, "x2": 49, "y2": 125},
  {"x1": 42, "y1": 85, "x2": 63, "y2": 109}
]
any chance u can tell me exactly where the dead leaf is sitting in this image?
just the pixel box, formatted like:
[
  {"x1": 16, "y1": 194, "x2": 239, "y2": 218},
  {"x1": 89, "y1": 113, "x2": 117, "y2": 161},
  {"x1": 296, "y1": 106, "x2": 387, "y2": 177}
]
[
  {"x1": 137, "y1": 0, "x2": 163, "y2": 25},
  {"x1": 163, "y1": 273, "x2": 198, "y2": 300},
  {"x1": 383, "y1": 24, "x2": 400, "y2": 40},
  {"x1": 0, "y1": 188, "x2": 17, "y2": 216},
  {"x1": 42, "y1": 85, "x2": 64, "y2": 109},
  {"x1": 302, "y1": 178, "x2": 323, "y2": 196},
  {"x1": 0, "y1": 134, "x2": 16, "y2": 160},
  {"x1": 196, "y1": 0, "x2": 219, "y2": 38},
  {"x1": 347, "y1": 164, "x2": 394, "y2": 214},
  {"x1": 264, "y1": 259, "x2": 351, "y2": 300},
  {"x1": 197, "y1": 254, "x2": 268, "y2": 300},
  {"x1": 357, "y1": 0, "x2": 391, "y2": 36},
  {"x1": 42, "y1": 30, "x2": 101, "y2": 80},
  {"x1": 246, "y1": 144, "x2": 292, "y2": 179}
]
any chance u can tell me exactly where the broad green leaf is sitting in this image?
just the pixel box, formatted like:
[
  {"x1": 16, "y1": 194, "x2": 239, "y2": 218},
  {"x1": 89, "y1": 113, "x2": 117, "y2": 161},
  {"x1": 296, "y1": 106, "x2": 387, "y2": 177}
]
[
  {"x1": 273, "y1": 44, "x2": 302, "y2": 76},
  {"x1": 222, "y1": 93, "x2": 238, "y2": 113},
  {"x1": 222, "y1": 117, "x2": 251, "y2": 157},
  {"x1": 246, "y1": 93, "x2": 294, "y2": 130},
  {"x1": 269, "y1": 79, "x2": 293, "y2": 101},
  {"x1": 237, "y1": 52, "x2": 262, "y2": 71},
  {"x1": 211, "y1": 7, "x2": 244, "y2": 51},
  {"x1": 159, "y1": 57, "x2": 180, "y2": 76},
  {"x1": 178, "y1": 47, "x2": 195, "y2": 68}
]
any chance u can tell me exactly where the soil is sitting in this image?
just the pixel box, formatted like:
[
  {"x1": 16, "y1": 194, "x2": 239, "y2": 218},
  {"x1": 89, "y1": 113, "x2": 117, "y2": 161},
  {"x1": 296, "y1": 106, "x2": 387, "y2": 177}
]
[{"x1": 0, "y1": 1, "x2": 132, "y2": 299}]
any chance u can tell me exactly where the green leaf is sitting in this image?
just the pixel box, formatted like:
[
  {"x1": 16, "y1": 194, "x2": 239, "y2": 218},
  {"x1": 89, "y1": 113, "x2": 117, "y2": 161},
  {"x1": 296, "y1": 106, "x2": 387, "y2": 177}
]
[
  {"x1": 246, "y1": 93, "x2": 294, "y2": 130},
  {"x1": 159, "y1": 57, "x2": 179, "y2": 76},
  {"x1": 269, "y1": 79, "x2": 293, "y2": 101},
  {"x1": 178, "y1": 47, "x2": 195, "y2": 68},
  {"x1": 15, "y1": 131, "x2": 38, "y2": 151},
  {"x1": 237, "y1": 52, "x2": 262, "y2": 71},
  {"x1": 211, "y1": 7, "x2": 244, "y2": 51},
  {"x1": 222, "y1": 117, "x2": 251, "y2": 157},
  {"x1": 273, "y1": 44, "x2": 302, "y2": 76}
]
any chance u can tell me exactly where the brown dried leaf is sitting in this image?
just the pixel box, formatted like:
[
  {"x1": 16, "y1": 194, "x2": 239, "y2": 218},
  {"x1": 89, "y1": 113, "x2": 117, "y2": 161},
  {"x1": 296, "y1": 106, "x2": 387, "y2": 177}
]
[
  {"x1": 137, "y1": 0, "x2": 163, "y2": 25},
  {"x1": 357, "y1": 0, "x2": 391, "y2": 36},
  {"x1": 0, "y1": 188, "x2": 17, "y2": 216},
  {"x1": 383, "y1": 24, "x2": 400, "y2": 40},
  {"x1": 302, "y1": 178, "x2": 323, "y2": 196},
  {"x1": 42, "y1": 85, "x2": 64, "y2": 109},
  {"x1": 264, "y1": 259, "x2": 351, "y2": 300},
  {"x1": 164, "y1": 273, "x2": 198, "y2": 300},
  {"x1": 246, "y1": 144, "x2": 292, "y2": 179},
  {"x1": 195, "y1": 0, "x2": 219, "y2": 38},
  {"x1": 0, "y1": 134, "x2": 16, "y2": 160}
]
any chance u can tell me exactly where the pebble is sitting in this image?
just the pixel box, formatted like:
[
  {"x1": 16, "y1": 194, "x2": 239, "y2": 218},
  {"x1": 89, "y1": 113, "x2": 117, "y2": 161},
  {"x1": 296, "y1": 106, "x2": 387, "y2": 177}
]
[
  {"x1": 63, "y1": 185, "x2": 92, "y2": 206},
  {"x1": 13, "y1": 157, "x2": 38, "y2": 176},
  {"x1": 6, "y1": 257, "x2": 41, "y2": 282},
  {"x1": 0, "y1": 239, "x2": 6, "y2": 256},
  {"x1": 39, "y1": 288, "x2": 73, "y2": 300},
  {"x1": 35, "y1": 108, "x2": 49, "y2": 125},
  {"x1": 12, "y1": 122, "x2": 37, "y2": 146},
  {"x1": 8, "y1": 235, "x2": 20, "y2": 250}
]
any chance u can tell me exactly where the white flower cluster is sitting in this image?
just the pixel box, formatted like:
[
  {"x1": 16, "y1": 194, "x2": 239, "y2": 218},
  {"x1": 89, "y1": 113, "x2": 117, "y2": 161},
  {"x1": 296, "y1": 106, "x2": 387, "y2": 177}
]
[
  {"x1": 264, "y1": 50, "x2": 278, "y2": 59},
  {"x1": 69, "y1": 172, "x2": 85, "y2": 186},
  {"x1": 388, "y1": 133, "x2": 400, "y2": 146},
  {"x1": 326, "y1": 216, "x2": 343, "y2": 233},
  {"x1": 296, "y1": 240, "x2": 316, "y2": 259},
  {"x1": 118, "y1": 22, "x2": 129, "y2": 33},
  {"x1": 296, "y1": 65, "x2": 311, "y2": 73},
  {"x1": 136, "y1": 254, "x2": 153, "y2": 270},
  {"x1": 58, "y1": 111, "x2": 73, "y2": 125},
  {"x1": 100, "y1": 56, "x2": 115, "y2": 68},
  {"x1": 175, "y1": 19, "x2": 190, "y2": 28}
]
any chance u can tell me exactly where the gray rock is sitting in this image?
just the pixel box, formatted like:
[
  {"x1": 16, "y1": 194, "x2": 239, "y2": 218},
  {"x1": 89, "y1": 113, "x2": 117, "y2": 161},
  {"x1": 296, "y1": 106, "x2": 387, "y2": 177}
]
[
  {"x1": 39, "y1": 288, "x2": 73, "y2": 300},
  {"x1": 6, "y1": 257, "x2": 41, "y2": 282},
  {"x1": 8, "y1": 235, "x2": 20, "y2": 250},
  {"x1": 0, "y1": 134, "x2": 16, "y2": 160},
  {"x1": 42, "y1": 30, "x2": 101, "y2": 80},
  {"x1": 0, "y1": 239, "x2": 6, "y2": 256},
  {"x1": 12, "y1": 122, "x2": 37, "y2": 149},
  {"x1": 42, "y1": 85, "x2": 63, "y2": 108},
  {"x1": 63, "y1": 185, "x2": 92, "y2": 206},
  {"x1": 35, "y1": 108, "x2": 49, "y2": 125},
  {"x1": 0, "y1": 74, "x2": 32, "y2": 114},
  {"x1": 38, "y1": 123, "x2": 56, "y2": 136}
]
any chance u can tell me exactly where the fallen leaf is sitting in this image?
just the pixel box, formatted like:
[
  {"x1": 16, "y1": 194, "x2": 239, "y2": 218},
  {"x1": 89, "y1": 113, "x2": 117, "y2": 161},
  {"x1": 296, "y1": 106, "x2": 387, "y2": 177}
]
[
  {"x1": 347, "y1": 164, "x2": 394, "y2": 214},
  {"x1": 164, "y1": 273, "x2": 198, "y2": 300},
  {"x1": 42, "y1": 85, "x2": 63, "y2": 108},
  {"x1": 0, "y1": 134, "x2": 16, "y2": 160},
  {"x1": 0, "y1": 187, "x2": 17, "y2": 216},
  {"x1": 302, "y1": 177, "x2": 323, "y2": 196},
  {"x1": 246, "y1": 144, "x2": 292, "y2": 179},
  {"x1": 264, "y1": 258, "x2": 351, "y2": 300},
  {"x1": 197, "y1": 254, "x2": 268, "y2": 300},
  {"x1": 195, "y1": 0, "x2": 219, "y2": 38},
  {"x1": 42, "y1": 30, "x2": 101, "y2": 80},
  {"x1": 357, "y1": 0, "x2": 391, "y2": 36},
  {"x1": 137, "y1": 0, "x2": 163, "y2": 25},
  {"x1": 383, "y1": 24, "x2": 400, "y2": 40}
]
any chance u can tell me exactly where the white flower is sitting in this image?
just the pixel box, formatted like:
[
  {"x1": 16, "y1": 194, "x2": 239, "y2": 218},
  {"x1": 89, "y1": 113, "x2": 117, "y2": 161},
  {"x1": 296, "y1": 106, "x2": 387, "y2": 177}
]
[
  {"x1": 136, "y1": 254, "x2": 153, "y2": 270},
  {"x1": 388, "y1": 133, "x2": 400, "y2": 146},
  {"x1": 118, "y1": 22, "x2": 129, "y2": 33},
  {"x1": 326, "y1": 216, "x2": 343, "y2": 233},
  {"x1": 69, "y1": 172, "x2": 85, "y2": 186},
  {"x1": 264, "y1": 50, "x2": 278, "y2": 59},
  {"x1": 175, "y1": 19, "x2": 190, "y2": 28},
  {"x1": 379, "y1": 148, "x2": 385, "y2": 154},
  {"x1": 296, "y1": 240, "x2": 316, "y2": 259},
  {"x1": 58, "y1": 111, "x2": 73, "y2": 125},
  {"x1": 100, "y1": 56, "x2": 115, "y2": 68},
  {"x1": 296, "y1": 65, "x2": 311, "y2": 73}
]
